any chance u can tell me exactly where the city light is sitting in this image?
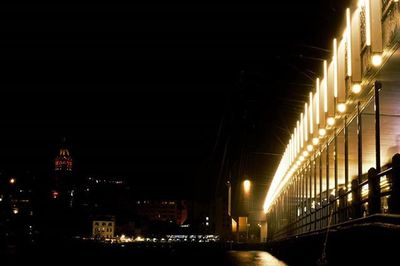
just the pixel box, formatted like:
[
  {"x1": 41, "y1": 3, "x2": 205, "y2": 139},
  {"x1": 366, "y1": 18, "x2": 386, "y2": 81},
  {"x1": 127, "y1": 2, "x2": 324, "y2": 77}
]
[
  {"x1": 243, "y1": 180, "x2": 251, "y2": 193},
  {"x1": 52, "y1": 191, "x2": 59, "y2": 199},
  {"x1": 9, "y1": 178, "x2": 16, "y2": 184},
  {"x1": 135, "y1": 236, "x2": 145, "y2": 242}
]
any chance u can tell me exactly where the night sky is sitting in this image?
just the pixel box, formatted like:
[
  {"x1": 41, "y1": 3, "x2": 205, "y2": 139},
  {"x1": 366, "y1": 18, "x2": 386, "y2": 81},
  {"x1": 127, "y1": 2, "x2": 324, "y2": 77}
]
[{"x1": 0, "y1": 3, "x2": 349, "y2": 199}]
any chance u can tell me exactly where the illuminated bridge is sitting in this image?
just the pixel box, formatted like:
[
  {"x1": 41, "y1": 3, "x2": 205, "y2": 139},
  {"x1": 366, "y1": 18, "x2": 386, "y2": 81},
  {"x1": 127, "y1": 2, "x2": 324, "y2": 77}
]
[{"x1": 263, "y1": 0, "x2": 400, "y2": 263}]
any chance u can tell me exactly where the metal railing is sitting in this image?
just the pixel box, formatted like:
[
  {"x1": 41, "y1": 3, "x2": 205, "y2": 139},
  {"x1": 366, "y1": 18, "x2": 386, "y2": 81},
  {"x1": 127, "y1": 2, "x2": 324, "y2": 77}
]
[{"x1": 270, "y1": 157, "x2": 399, "y2": 241}]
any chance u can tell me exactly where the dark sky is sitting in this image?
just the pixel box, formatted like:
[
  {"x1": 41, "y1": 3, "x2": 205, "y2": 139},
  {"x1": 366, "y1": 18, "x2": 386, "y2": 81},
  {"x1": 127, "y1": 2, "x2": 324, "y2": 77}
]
[{"x1": 0, "y1": 3, "x2": 349, "y2": 198}]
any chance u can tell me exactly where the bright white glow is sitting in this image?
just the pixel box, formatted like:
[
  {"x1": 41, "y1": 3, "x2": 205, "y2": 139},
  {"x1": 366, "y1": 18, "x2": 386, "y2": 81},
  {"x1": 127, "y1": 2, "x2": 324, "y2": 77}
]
[
  {"x1": 13, "y1": 208, "x2": 19, "y2": 215},
  {"x1": 299, "y1": 156, "x2": 304, "y2": 162},
  {"x1": 300, "y1": 114, "x2": 304, "y2": 148},
  {"x1": 338, "y1": 103, "x2": 346, "y2": 113},
  {"x1": 358, "y1": 0, "x2": 365, "y2": 8},
  {"x1": 307, "y1": 144, "x2": 313, "y2": 152},
  {"x1": 263, "y1": 148, "x2": 292, "y2": 213},
  {"x1": 294, "y1": 129, "x2": 297, "y2": 156},
  {"x1": 243, "y1": 180, "x2": 251, "y2": 193},
  {"x1": 319, "y1": 128, "x2": 327, "y2": 136},
  {"x1": 352, "y1": 83, "x2": 362, "y2": 94},
  {"x1": 290, "y1": 138, "x2": 293, "y2": 164},
  {"x1": 297, "y1": 121, "x2": 300, "y2": 154},
  {"x1": 327, "y1": 117, "x2": 335, "y2": 126},
  {"x1": 316, "y1": 78, "x2": 320, "y2": 125},
  {"x1": 313, "y1": 138, "x2": 320, "y2": 145},
  {"x1": 346, "y1": 8, "x2": 352, "y2": 76},
  {"x1": 309, "y1": 92, "x2": 313, "y2": 134},
  {"x1": 135, "y1": 236, "x2": 145, "y2": 242},
  {"x1": 303, "y1": 151, "x2": 309, "y2": 157},
  {"x1": 372, "y1": 54, "x2": 382, "y2": 67},
  {"x1": 333, "y1": 38, "x2": 338, "y2": 98},
  {"x1": 9, "y1": 178, "x2": 15, "y2": 184},
  {"x1": 304, "y1": 104, "x2": 308, "y2": 141},
  {"x1": 323, "y1": 61, "x2": 328, "y2": 112}
]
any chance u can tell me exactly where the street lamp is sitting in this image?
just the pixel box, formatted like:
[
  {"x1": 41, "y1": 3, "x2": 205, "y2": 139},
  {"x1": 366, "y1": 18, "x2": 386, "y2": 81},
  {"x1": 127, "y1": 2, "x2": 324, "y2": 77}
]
[{"x1": 243, "y1": 180, "x2": 251, "y2": 194}]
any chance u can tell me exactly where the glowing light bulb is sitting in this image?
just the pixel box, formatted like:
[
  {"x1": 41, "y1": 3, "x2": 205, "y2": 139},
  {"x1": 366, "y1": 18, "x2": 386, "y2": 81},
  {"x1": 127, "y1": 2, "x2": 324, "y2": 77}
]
[
  {"x1": 338, "y1": 103, "x2": 346, "y2": 113},
  {"x1": 352, "y1": 83, "x2": 362, "y2": 94},
  {"x1": 312, "y1": 138, "x2": 320, "y2": 145},
  {"x1": 243, "y1": 180, "x2": 251, "y2": 193},
  {"x1": 327, "y1": 117, "x2": 335, "y2": 126},
  {"x1": 372, "y1": 54, "x2": 382, "y2": 67},
  {"x1": 319, "y1": 128, "x2": 327, "y2": 137},
  {"x1": 307, "y1": 144, "x2": 313, "y2": 152},
  {"x1": 303, "y1": 151, "x2": 309, "y2": 157}
]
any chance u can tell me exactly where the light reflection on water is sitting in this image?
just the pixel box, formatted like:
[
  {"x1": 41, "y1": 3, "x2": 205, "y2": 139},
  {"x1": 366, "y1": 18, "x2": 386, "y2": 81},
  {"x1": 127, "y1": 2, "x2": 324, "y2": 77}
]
[{"x1": 226, "y1": 251, "x2": 288, "y2": 266}]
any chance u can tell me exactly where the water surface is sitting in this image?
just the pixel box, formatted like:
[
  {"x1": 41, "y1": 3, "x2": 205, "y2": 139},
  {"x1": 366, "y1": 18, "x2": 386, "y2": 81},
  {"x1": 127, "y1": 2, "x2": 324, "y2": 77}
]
[{"x1": 225, "y1": 251, "x2": 288, "y2": 266}]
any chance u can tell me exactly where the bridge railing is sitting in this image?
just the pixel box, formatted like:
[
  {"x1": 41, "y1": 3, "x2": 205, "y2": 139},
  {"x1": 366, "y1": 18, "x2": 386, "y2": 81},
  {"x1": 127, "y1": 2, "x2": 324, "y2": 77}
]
[{"x1": 271, "y1": 154, "x2": 400, "y2": 241}]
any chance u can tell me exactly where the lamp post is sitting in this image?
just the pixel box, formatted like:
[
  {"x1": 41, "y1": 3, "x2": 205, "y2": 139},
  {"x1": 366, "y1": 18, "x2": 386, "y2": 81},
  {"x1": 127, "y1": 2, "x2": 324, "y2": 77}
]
[
  {"x1": 243, "y1": 180, "x2": 251, "y2": 194},
  {"x1": 242, "y1": 180, "x2": 251, "y2": 242}
]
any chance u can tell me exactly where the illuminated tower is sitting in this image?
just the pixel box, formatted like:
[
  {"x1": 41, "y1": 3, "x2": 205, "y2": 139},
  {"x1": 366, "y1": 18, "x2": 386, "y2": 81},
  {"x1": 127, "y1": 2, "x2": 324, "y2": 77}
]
[
  {"x1": 52, "y1": 139, "x2": 74, "y2": 204},
  {"x1": 55, "y1": 148, "x2": 73, "y2": 172}
]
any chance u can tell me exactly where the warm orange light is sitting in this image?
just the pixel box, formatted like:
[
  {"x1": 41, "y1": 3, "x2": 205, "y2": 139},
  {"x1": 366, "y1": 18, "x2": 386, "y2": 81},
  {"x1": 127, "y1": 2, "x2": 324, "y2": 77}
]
[
  {"x1": 9, "y1": 178, "x2": 16, "y2": 184},
  {"x1": 352, "y1": 83, "x2": 362, "y2": 94},
  {"x1": 338, "y1": 103, "x2": 347, "y2": 113},
  {"x1": 307, "y1": 144, "x2": 314, "y2": 152},
  {"x1": 372, "y1": 54, "x2": 382, "y2": 67},
  {"x1": 327, "y1": 117, "x2": 335, "y2": 126},
  {"x1": 243, "y1": 180, "x2": 251, "y2": 193}
]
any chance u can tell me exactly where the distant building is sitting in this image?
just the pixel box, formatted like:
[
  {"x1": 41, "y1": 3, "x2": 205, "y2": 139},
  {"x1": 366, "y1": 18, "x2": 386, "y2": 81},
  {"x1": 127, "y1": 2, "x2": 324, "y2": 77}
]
[
  {"x1": 135, "y1": 200, "x2": 188, "y2": 225},
  {"x1": 55, "y1": 148, "x2": 73, "y2": 172},
  {"x1": 52, "y1": 140, "x2": 75, "y2": 207},
  {"x1": 92, "y1": 218, "x2": 115, "y2": 239}
]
